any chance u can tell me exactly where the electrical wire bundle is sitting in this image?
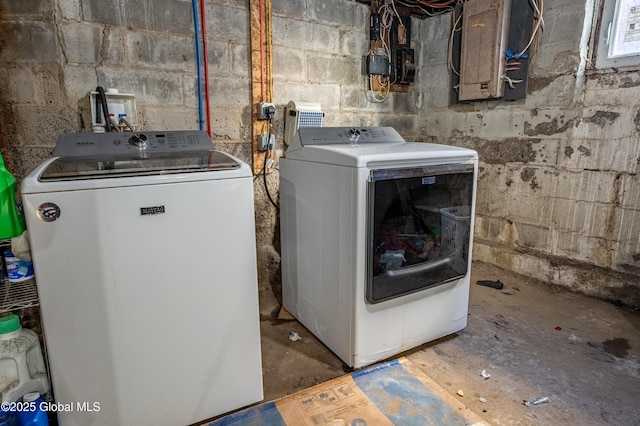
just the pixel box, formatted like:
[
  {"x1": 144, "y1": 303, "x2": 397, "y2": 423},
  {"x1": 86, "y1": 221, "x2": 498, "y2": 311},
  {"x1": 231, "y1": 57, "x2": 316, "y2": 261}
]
[
  {"x1": 503, "y1": 0, "x2": 544, "y2": 89},
  {"x1": 448, "y1": 6, "x2": 463, "y2": 79},
  {"x1": 254, "y1": 112, "x2": 279, "y2": 211},
  {"x1": 365, "y1": 0, "x2": 458, "y2": 103},
  {"x1": 365, "y1": 2, "x2": 400, "y2": 103},
  {"x1": 395, "y1": 0, "x2": 457, "y2": 18},
  {"x1": 413, "y1": 0, "x2": 456, "y2": 5}
]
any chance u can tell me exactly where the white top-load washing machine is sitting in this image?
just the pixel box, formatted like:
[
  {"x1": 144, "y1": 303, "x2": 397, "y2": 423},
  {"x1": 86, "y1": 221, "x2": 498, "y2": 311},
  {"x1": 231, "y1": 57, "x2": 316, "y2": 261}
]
[
  {"x1": 280, "y1": 127, "x2": 478, "y2": 368},
  {"x1": 21, "y1": 131, "x2": 263, "y2": 425}
]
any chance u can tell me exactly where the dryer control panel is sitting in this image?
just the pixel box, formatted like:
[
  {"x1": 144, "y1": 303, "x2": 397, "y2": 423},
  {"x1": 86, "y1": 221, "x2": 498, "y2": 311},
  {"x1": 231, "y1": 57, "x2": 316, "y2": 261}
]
[{"x1": 290, "y1": 127, "x2": 406, "y2": 152}]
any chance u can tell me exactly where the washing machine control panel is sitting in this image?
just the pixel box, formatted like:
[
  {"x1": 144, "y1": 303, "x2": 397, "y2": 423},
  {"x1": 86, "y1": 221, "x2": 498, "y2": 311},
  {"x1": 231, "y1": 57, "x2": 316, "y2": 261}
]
[
  {"x1": 53, "y1": 130, "x2": 214, "y2": 158},
  {"x1": 40, "y1": 130, "x2": 239, "y2": 180}
]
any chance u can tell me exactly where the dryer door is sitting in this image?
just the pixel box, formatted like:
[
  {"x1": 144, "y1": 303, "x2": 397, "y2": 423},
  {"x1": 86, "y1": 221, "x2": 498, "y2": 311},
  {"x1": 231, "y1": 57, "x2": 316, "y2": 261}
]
[{"x1": 366, "y1": 163, "x2": 475, "y2": 304}]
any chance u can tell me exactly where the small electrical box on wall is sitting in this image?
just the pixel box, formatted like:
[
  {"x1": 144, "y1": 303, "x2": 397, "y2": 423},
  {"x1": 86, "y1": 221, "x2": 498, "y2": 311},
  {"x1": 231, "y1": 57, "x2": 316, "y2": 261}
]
[
  {"x1": 364, "y1": 4, "x2": 415, "y2": 96},
  {"x1": 89, "y1": 89, "x2": 137, "y2": 132},
  {"x1": 390, "y1": 14, "x2": 415, "y2": 84},
  {"x1": 458, "y1": 0, "x2": 512, "y2": 101}
]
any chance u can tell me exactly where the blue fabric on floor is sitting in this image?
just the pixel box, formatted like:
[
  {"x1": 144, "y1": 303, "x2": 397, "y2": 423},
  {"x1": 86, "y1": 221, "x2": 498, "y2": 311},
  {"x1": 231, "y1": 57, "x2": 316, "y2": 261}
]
[
  {"x1": 351, "y1": 360, "x2": 471, "y2": 426},
  {"x1": 209, "y1": 401, "x2": 286, "y2": 426},
  {"x1": 209, "y1": 358, "x2": 479, "y2": 426}
]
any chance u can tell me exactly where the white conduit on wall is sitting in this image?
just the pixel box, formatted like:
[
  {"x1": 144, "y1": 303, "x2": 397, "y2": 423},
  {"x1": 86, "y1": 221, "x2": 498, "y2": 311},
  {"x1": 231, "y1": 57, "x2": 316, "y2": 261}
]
[{"x1": 574, "y1": 0, "x2": 596, "y2": 106}]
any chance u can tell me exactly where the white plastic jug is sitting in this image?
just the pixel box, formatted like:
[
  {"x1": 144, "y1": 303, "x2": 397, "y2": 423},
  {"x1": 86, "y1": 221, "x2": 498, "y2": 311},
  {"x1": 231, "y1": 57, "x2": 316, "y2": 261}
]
[{"x1": 0, "y1": 315, "x2": 50, "y2": 403}]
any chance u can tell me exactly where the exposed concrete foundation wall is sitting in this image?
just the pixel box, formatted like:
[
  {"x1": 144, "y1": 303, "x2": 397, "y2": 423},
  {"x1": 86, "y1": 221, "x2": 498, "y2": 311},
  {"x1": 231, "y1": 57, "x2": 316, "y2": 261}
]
[
  {"x1": 0, "y1": 0, "x2": 637, "y2": 308},
  {"x1": 415, "y1": 4, "x2": 640, "y2": 307}
]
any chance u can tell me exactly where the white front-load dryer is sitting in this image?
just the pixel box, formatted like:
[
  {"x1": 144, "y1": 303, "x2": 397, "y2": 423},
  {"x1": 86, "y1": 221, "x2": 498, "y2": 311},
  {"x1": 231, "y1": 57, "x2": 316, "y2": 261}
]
[{"x1": 280, "y1": 127, "x2": 478, "y2": 368}]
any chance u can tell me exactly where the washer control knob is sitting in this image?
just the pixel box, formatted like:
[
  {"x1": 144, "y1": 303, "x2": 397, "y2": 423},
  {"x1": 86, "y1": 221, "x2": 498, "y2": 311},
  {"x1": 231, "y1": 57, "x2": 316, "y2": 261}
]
[{"x1": 129, "y1": 133, "x2": 148, "y2": 148}]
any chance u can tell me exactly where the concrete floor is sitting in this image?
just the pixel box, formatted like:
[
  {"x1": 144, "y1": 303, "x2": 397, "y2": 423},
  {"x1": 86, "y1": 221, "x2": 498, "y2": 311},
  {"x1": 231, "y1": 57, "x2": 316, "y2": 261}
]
[{"x1": 259, "y1": 262, "x2": 640, "y2": 425}]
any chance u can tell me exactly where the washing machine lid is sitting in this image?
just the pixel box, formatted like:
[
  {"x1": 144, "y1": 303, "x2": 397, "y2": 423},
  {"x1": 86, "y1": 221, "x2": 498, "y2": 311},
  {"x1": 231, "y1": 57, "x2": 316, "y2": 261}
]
[
  {"x1": 39, "y1": 130, "x2": 240, "y2": 181},
  {"x1": 285, "y1": 127, "x2": 478, "y2": 167}
]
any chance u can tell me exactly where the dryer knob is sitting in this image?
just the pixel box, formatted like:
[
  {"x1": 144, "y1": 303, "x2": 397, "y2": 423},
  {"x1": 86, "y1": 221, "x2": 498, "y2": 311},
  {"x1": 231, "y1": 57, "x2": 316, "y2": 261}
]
[{"x1": 129, "y1": 133, "x2": 148, "y2": 148}]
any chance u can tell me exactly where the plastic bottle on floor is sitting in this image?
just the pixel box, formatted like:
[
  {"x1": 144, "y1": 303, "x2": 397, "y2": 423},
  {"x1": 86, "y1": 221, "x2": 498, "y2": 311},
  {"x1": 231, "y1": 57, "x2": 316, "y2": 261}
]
[
  {"x1": 0, "y1": 315, "x2": 50, "y2": 403},
  {"x1": 16, "y1": 393, "x2": 48, "y2": 426}
]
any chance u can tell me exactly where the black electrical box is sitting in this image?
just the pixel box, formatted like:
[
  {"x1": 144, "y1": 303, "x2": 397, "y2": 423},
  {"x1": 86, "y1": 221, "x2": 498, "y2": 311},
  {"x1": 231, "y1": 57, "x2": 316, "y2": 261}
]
[
  {"x1": 370, "y1": 11, "x2": 381, "y2": 40},
  {"x1": 366, "y1": 54, "x2": 390, "y2": 76},
  {"x1": 398, "y1": 48, "x2": 415, "y2": 83},
  {"x1": 390, "y1": 15, "x2": 415, "y2": 84}
]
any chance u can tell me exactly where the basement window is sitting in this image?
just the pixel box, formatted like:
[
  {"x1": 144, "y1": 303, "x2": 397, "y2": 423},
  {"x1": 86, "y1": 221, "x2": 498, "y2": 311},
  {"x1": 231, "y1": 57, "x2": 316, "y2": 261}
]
[{"x1": 595, "y1": 0, "x2": 640, "y2": 68}]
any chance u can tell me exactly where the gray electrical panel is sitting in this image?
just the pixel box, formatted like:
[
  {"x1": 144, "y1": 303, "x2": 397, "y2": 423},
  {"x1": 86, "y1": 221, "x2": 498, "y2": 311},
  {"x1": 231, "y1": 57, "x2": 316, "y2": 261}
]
[{"x1": 459, "y1": 0, "x2": 511, "y2": 101}]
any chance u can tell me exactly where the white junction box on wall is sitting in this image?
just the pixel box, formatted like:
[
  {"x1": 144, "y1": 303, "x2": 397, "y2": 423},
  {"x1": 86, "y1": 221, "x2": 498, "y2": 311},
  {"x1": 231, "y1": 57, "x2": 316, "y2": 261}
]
[
  {"x1": 89, "y1": 89, "x2": 137, "y2": 132},
  {"x1": 459, "y1": 0, "x2": 512, "y2": 101}
]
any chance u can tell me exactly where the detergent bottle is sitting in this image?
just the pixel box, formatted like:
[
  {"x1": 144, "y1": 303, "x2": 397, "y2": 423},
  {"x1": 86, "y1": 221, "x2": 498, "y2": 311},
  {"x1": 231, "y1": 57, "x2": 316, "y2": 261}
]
[
  {"x1": 0, "y1": 315, "x2": 50, "y2": 404},
  {"x1": 16, "y1": 393, "x2": 48, "y2": 426},
  {"x1": 0, "y1": 153, "x2": 25, "y2": 240}
]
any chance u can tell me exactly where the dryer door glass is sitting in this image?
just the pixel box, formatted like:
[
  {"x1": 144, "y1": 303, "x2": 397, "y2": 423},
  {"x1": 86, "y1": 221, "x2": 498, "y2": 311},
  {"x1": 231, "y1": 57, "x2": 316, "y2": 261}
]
[{"x1": 367, "y1": 163, "x2": 475, "y2": 304}]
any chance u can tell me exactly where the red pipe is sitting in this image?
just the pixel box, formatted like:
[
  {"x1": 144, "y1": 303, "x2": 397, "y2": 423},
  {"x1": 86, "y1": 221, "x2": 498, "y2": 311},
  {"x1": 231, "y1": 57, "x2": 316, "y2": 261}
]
[{"x1": 199, "y1": 0, "x2": 212, "y2": 137}]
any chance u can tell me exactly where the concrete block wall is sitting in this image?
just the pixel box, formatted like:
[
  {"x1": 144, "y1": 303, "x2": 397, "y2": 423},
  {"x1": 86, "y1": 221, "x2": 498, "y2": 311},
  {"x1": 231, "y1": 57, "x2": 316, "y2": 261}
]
[
  {"x1": 416, "y1": 5, "x2": 640, "y2": 307},
  {"x1": 0, "y1": 0, "x2": 202, "y2": 178},
  {"x1": 0, "y1": 0, "x2": 428, "y2": 312}
]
